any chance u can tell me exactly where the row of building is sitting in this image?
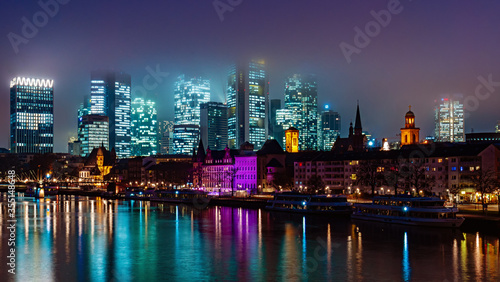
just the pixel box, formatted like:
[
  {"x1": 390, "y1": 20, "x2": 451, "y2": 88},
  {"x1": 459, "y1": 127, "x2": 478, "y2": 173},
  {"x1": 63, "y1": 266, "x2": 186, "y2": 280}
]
[{"x1": 7, "y1": 64, "x2": 500, "y2": 159}]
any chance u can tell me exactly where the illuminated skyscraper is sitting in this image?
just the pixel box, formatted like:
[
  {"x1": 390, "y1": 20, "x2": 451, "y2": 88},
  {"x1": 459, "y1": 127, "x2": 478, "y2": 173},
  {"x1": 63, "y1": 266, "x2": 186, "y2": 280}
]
[
  {"x1": 173, "y1": 124, "x2": 199, "y2": 155},
  {"x1": 434, "y1": 97, "x2": 465, "y2": 142},
  {"x1": 10, "y1": 77, "x2": 54, "y2": 153},
  {"x1": 90, "y1": 70, "x2": 131, "y2": 158},
  {"x1": 200, "y1": 102, "x2": 228, "y2": 150},
  {"x1": 320, "y1": 106, "x2": 341, "y2": 151},
  {"x1": 174, "y1": 75, "x2": 210, "y2": 125},
  {"x1": 173, "y1": 74, "x2": 210, "y2": 154},
  {"x1": 78, "y1": 114, "x2": 109, "y2": 156},
  {"x1": 131, "y1": 98, "x2": 158, "y2": 156},
  {"x1": 278, "y1": 74, "x2": 318, "y2": 150},
  {"x1": 227, "y1": 60, "x2": 269, "y2": 149},
  {"x1": 269, "y1": 99, "x2": 283, "y2": 145},
  {"x1": 158, "y1": 120, "x2": 174, "y2": 154}
]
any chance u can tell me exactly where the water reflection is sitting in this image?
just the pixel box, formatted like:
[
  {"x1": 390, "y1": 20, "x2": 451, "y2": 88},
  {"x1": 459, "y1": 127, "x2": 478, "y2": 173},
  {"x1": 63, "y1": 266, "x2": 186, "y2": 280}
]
[{"x1": 0, "y1": 195, "x2": 499, "y2": 281}]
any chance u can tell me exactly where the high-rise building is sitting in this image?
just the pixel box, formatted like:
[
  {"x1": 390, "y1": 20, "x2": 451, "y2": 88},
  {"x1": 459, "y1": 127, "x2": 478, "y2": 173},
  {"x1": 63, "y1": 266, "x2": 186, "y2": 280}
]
[
  {"x1": 173, "y1": 74, "x2": 210, "y2": 154},
  {"x1": 158, "y1": 121, "x2": 174, "y2": 154},
  {"x1": 496, "y1": 121, "x2": 500, "y2": 133},
  {"x1": 320, "y1": 105, "x2": 341, "y2": 151},
  {"x1": 278, "y1": 74, "x2": 318, "y2": 151},
  {"x1": 269, "y1": 99, "x2": 282, "y2": 144},
  {"x1": 90, "y1": 70, "x2": 131, "y2": 158},
  {"x1": 78, "y1": 95, "x2": 91, "y2": 141},
  {"x1": 174, "y1": 75, "x2": 210, "y2": 125},
  {"x1": 173, "y1": 124, "x2": 199, "y2": 155},
  {"x1": 131, "y1": 98, "x2": 158, "y2": 156},
  {"x1": 227, "y1": 60, "x2": 269, "y2": 150},
  {"x1": 435, "y1": 97, "x2": 465, "y2": 142},
  {"x1": 78, "y1": 114, "x2": 109, "y2": 156},
  {"x1": 10, "y1": 77, "x2": 54, "y2": 153},
  {"x1": 400, "y1": 106, "x2": 420, "y2": 146},
  {"x1": 200, "y1": 102, "x2": 228, "y2": 150},
  {"x1": 68, "y1": 137, "x2": 82, "y2": 156}
]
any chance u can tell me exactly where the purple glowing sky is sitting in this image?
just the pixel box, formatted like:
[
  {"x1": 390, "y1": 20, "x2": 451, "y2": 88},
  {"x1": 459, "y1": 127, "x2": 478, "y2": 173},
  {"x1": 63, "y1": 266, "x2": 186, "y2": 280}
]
[{"x1": 1, "y1": 0, "x2": 500, "y2": 152}]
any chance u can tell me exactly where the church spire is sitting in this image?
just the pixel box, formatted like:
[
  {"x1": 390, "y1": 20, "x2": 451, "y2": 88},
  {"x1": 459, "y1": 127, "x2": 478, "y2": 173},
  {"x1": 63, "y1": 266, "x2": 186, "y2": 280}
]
[{"x1": 354, "y1": 102, "x2": 362, "y2": 135}]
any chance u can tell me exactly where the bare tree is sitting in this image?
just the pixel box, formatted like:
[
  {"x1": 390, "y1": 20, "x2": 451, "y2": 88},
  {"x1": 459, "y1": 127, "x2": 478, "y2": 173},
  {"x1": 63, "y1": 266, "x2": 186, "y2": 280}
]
[
  {"x1": 306, "y1": 175, "x2": 325, "y2": 194},
  {"x1": 356, "y1": 159, "x2": 385, "y2": 196},
  {"x1": 400, "y1": 158, "x2": 435, "y2": 196},
  {"x1": 469, "y1": 168, "x2": 498, "y2": 213}
]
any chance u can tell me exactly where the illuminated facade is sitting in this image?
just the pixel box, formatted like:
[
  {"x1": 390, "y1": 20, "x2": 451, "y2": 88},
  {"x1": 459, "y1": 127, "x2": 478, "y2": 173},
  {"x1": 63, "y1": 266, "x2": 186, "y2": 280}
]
[
  {"x1": 285, "y1": 127, "x2": 299, "y2": 153},
  {"x1": 158, "y1": 121, "x2": 174, "y2": 154},
  {"x1": 10, "y1": 77, "x2": 54, "y2": 153},
  {"x1": 173, "y1": 124, "x2": 199, "y2": 155},
  {"x1": 496, "y1": 121, "x2": 500, "y2": 133},
  {"x1": 174, "y1": 74, "x2": 210, "y2": 125},
  {"x1": 90, "y1": 70, "x2": 131, "y2": 158},
  {"x1": 227, "y1": 60, "x2": 269, "y2": 149},
  {"x1": 173, "y1": 74, "x2": 210, "y2": 154},
  {"x1": 200, "y1": 102, "x2": 228, "y2": 150},
  {"x1": 78, "y1": 114, "x2": 109, "y2": 157},
  {"x1": 282, "y1": 74, "x2": 318, "y2": 150},
  {"x1": 435, "y1": 97, "x2": 465, "y2": 142},
  {"x1": 320, "y1": 106, "x2": 341, "y2": 151},
  {"x1": 400, "y1": 106, "x2": 420, "y2": 146},
  {"x1": 131, "y1": 98, "x2": 158, "y2": 156}
]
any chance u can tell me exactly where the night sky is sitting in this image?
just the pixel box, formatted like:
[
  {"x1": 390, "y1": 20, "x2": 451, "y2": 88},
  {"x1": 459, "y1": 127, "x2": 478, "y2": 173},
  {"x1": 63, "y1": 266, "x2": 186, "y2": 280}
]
[{"x1": 1, "y1": 0, "x2": 500, "y2": 152}]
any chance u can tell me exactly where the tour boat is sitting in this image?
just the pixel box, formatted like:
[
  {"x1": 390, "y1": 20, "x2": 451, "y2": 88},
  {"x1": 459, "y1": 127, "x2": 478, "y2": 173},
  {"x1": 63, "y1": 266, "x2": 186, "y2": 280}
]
[
  {"x1": 352, "y1": 196, "x2": 464, "y2": 228},
  {"x1": 24, "y1": 185, "x2": 59, "y2": 198},
  {"x1": 151, "y1": 189, "x2": 210, "y2": 205},
  {"x1": 265, "y1": 192, "x2": 353, "y2": 215}
]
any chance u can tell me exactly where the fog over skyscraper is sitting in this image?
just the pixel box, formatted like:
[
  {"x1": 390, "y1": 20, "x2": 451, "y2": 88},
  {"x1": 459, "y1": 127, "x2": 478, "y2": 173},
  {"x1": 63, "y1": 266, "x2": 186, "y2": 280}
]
[
  {"x1": 227, "y1": 60, "x2": 269, "y2": 149},
  {"x1": 90, "y1": 70, "x2": 132, "y2": 158},
  {"x1": 173, "y1": 74, "x2": 210, "y2": 154}
]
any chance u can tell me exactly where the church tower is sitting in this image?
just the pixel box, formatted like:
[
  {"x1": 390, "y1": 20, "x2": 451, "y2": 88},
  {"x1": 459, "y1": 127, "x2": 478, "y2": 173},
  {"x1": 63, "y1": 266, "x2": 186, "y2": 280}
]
[
  {"x1": 400, "y1": 106, "x2": 420, "y2": 146},
  {"x1": 285, "y1": 127, "x2": 299, "y2": 153}
]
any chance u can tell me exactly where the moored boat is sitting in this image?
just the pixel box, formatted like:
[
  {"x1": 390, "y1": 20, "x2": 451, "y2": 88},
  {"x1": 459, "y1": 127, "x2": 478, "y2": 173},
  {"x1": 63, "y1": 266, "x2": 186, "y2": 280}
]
[
  {"x1": 352, "y1": 195, "x2": 464, "y2": 228},
  {"x1": 151, "y1": 189, "x2": 210, "y2": 205},
  {"x1": 265, "y1": 192, "x2": 352, "y2": 215}
]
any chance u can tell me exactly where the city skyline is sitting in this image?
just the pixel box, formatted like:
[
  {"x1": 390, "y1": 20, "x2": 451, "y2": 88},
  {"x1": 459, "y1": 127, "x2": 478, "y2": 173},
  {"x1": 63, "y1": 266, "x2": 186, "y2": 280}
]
[{"x1": 2, "y1": 1, "x2": 500, "y2": 152}]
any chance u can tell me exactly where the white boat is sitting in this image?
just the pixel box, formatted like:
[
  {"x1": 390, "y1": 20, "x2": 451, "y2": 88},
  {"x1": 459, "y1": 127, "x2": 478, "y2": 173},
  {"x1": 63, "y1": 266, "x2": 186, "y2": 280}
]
[
  {"x1": 352, "y1": 196, "x2": 464, "y2": 228},
  {"x1": 265, "y1": 192, "x2": 352, "y2": 215}
]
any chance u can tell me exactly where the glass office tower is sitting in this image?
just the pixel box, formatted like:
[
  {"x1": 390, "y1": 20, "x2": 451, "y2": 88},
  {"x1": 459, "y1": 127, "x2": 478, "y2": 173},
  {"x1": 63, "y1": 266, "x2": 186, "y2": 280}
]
[
  {"x1": 227, "y1": 60, "x2": 269, "y2": 149},
  {"x1": 10, "y1": 77, "x2": 54, "y2": 153},
  {"x1": 131, "y1": 98, "x2": 158, "y2": 156},
  {"x1": 90, "y1": 70, "x2": 131, "y2": 158}
]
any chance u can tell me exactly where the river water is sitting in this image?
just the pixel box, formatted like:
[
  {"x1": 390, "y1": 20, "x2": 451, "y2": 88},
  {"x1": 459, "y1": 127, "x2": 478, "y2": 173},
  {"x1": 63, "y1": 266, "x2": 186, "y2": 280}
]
[{"x1": 0, "y1": 195, "x2": 499, "y2": 281}]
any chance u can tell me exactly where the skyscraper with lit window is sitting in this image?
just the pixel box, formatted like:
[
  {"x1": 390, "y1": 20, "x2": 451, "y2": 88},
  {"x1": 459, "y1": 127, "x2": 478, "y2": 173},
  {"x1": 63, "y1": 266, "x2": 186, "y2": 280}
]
[
  {"x1": 320, "y1": 106, "x2": 341, "y2": 151},
  {"x1": 78, "y1": 114, "x2": 109, "y2": 156},
  {"x1": 227, "y1": 60, "x2": 269, "y2": 149},
  {"x1": 173, "y1": 75, "x2": 210, "y2": 154},
  {"x1": 10, "y1": 77, "x2": 54, "y2": 153},
  {"x1": 90, "y1": 71, "x2": 131, "y2": 158},
  {"x1": 173, "y1": 124, "x2": 199, "y2": 155},
  {"x1": 131, "y1": 98, "x2": 158, "y2": 156},
  {"x1": 435, "y1": 97, "x2": 465, "y2": 142},
  {"x1": 174, "y1": 75, "x2": 210, "y2": 125},
  {"x1": 158, "y1": 120, "x2": 174, "y2": 154},
  {"x1": 277, "y1": 74, "x2": 318, "y2": 150},
  {"x1": 200, "y1": 102, "x2": 228, "y2": 150}
]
